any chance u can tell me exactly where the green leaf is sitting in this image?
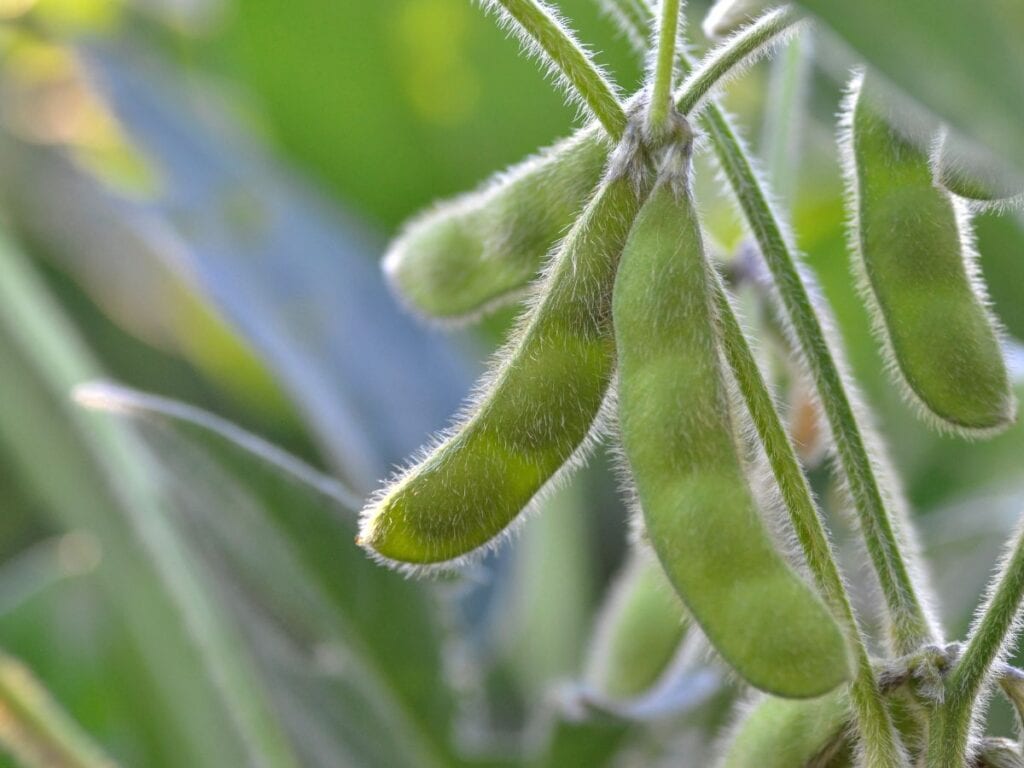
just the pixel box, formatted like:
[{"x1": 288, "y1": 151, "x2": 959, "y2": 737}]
[
  {"x1": 0, "y1": 231, "x2": 296, "y2": 768},
  {"x1": 73, "y1": 381, "x2": 459, "y2": 768}
]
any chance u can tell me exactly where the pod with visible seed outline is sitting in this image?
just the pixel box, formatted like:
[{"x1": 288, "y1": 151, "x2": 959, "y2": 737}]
[
  {"x1": 383, "y1": 130, "x2": 608, "y2": 322},
  {"x1": 614, "y1": 162, "x2": 851, "y2": 698},
  {"x1": 843, "y1": 71, "x2": 1016, "y2": 436},
  {"x1": 584, "y1": 547, "x2": 688, "y2": 699},
  {"x1": 360, "y1": 146, "x2": 651, "y2": 568},
  {"x1": 717, "y1": 690, "x2": 851, "y2": 768}
]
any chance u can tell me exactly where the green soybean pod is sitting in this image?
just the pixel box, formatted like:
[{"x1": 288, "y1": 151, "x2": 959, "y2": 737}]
[
  {"x1": 360, "y1": 160, "x2": 648, "y2": 568},
  {"x1": 614, "y1": 174, "x2": 851, "y2": 698},
  {"x1": 584, "y1": 548, "x2": 688, "y2": 699},
  {"x1": 933, "y1": 130, "x2": 1024, "y2": 207},
  {"x1": 843, "y1": 71, "x2": 1016, "y2": 435},
  {"x1": 383, "y1": 129, "x2": 608, "y2": 322},
  {"x1": 717, "y1": 690, "x2": 851, "y2": 768}
]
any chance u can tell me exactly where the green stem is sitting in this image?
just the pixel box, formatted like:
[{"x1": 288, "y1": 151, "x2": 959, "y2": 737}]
[
  {"x1": 0, "y1": 650, "x2": 117, "y2": 768},
  {"x1": 646, "y1": 0, "x2": 680, "y2": 136},
  {"x1": 674, "y1": 8, "x2": 799, "y2": 114},
  {"x1": 928, "y1": 524, "x2": 1024, "y2": 768},
  {"x1": 493, "y1": 0, "x2": 627, "y2": 139},
  {"x1": 711, "y1": 274, "x2": 905, "y2": 767},
  {"x1": 699, "y1": 101, "x2": 935, "y2": 657}
]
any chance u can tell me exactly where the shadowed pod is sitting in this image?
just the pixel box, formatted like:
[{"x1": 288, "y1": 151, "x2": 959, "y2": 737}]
[
  {"x1": 841, "y1": 70, "x2": 1016, "y2": 437},
  {"x1": 932, "y1": 130, "x2": 1024, "y2": 209},
  {"x1": 382, "y1": 8, "x2": 796, "y2": 323},
  {"x1": 358, "y1": 134, "x2": 653, "y2": 569},
  {"x1": 716, "y1": 690, "x2": 852, "y2": 768},
  {"x1": 582, "y1": 547, "x2": 689, "y2": 700},
  {"x1": 613, "y1": 158, "x2": 850, "y2": 698}
]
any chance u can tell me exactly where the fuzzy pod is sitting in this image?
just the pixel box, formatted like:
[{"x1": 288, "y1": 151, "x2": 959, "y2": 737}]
[
  {"x1": 383, "y1": 127, "x2": 609, "y2": 323},
  {"x1": 584, "y1": 547, "x2": 688, "y2": 699},
  {"x1": 360, "y1": 156, "x2": 650, "y2": 569},
  {"x1": 933, "y1": 130, "x2": 1024, "y2": 208},
  {"x1": 717, "y1": 690, "x2": 851, "y2": 768},
  {"x1": 702, "y1": 0, "x2": 773, "y2": 40},
  {"x1": 613, "y1": 171, "x2": 851, "y2": 698},
  {"x1": 843, "y1": 71, "x2": 1016, "y2": 436}
]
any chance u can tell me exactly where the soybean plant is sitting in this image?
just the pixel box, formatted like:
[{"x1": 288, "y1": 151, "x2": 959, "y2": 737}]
[{"x1": 360, "y1": 1, "x2": 1024, "y2": 765}]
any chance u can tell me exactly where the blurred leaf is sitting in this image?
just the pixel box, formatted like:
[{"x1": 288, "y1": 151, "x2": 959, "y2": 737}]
[
  {"x1": 1, "y1": 42, "x2": 472, "y2": 488},
  {"x1": 0, "y1": 648, "x2": 117, "y2": 768},
  {"x1": 74, "y1": 380, "x2": 464, "y2": 767},
  {"x1": 0, "y1": 230, "x2": 296, "y2": 768},
  {"x1": 796, "y1": 0, "x2": 1024, "y2": 176}
]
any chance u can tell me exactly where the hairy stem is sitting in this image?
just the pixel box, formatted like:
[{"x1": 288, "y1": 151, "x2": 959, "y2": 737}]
[
  {"x1": 712, "y1": 274, "x2": 905, "y2": 767},
  {"x1": 492, "y1": 0, "x2": 627, "y2": 138},
  {"x1": 928, "y1": 523, "x2": 1024, "y2": 768},
  {"x1": 700, "y1": 102, "x2": 935, "y2": 656},
  {"x1": 646, "y1": 0, "x2": 681, "y2": 136}
]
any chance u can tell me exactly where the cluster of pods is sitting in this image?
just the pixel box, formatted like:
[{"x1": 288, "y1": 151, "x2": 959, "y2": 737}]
[{"x1": 358, "y1": 5, "x2": 1018, "y2": 710}]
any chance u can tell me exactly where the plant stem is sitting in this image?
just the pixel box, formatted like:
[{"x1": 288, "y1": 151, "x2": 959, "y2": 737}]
[
  {"x1": 711, "y1": 273, "x2": 905, "y2": 767},
  {"x1": 0, "y1": 649, "x2": 117, "y2": 768},
  {"x1": 646, "y1": 0, "x2": 681, "y2": 136},
  {"x1": 674, "y1": 7, "x2": 799, "y2": 114},
  {"x1": 927, "y1": 522, "x2": 1024, "y2": 768},
  {"x1": 698, "y1": 102, "x2": 935, "y2": 657},
  {"x1": 492, "y1": 0, "x2": 628, "y2": 139}
]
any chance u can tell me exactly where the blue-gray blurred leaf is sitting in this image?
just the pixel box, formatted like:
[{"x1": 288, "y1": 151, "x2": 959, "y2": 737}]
[{"x1": 14, "y1": 44, "x2": 471, "y2": 487}]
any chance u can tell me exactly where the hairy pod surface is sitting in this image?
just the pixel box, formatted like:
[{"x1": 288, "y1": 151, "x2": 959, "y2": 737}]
[
  {"x1": 717, "y1": 690, "x2": 851, "y2": 768},
  {"x1": 933, "y1": 131, "x2": 1024, "y2": 207},
  {"x1": 360, "y1": 154, "x2": 650, "y2": 568},
  {"x1": 844, "y1": 72, "x2": 1016, "y2": 436},
  {"x1": 584, "y1": 548, "x2": 688, "y2": 699},
  {"x1": 613, "y1": 170, "x2": 851, "y2": 698},
  {"x1": 384, "y1": 130, "x2": 608, "y2": 321}
]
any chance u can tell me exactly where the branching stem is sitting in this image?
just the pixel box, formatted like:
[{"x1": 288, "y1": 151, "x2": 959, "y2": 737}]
[
  {"x1": 646, "y1": 0, "x2": 681, "y2": 137},
  {"x1": 492, "y1": 0, "x2": 628, "y2": 138}
]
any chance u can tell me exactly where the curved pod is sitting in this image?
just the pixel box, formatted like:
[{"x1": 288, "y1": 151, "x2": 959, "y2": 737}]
[
  {"x1": 361, "y1": 165, "x2": 648, "y2": 568},
  {"x1": 584, "y1": 548, "x2": 688, "y2": 699},
  {"x1": 717, "y1": 690, "x2": 851, "y2": 768},
  {"x1": 613, "y1": 176, "x2": 850, "y2": 698},
  {"x1": 383, "y1": 130, "x2": 608, "y2": 322},
  {"x1": 843, "y1": 72, "x2": 1015, "y2": 435}
]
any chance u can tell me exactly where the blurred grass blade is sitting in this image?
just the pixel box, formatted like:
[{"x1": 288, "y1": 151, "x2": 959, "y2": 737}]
[
  {"x1": 795, "y1": 0, "x2": 1024, "y2": 177},
  {"x1": 0, "y1": 231, "x2": 297, "y2": 768},
  {"x1": 0, "y1": 649, "x2": 117, "y2": 768},
  {"x1": 73, "y1": 380, "x2": 361, "y2": 511},
  {"x1": 77, "y1": 384, "x2": 459, "y2": 767}
]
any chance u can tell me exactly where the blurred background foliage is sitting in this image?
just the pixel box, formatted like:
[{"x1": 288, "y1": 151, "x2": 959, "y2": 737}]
[{"x1": 0, "y1": 0, "x2": 1022, "y2": 766}]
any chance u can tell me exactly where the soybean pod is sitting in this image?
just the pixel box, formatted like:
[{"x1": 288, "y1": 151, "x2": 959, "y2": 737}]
[
  {"x1": 843, "y1": 71, "x2": 1015, "y2": 435},
  {"x1": 613, "y1": 157, "x2": 851, "y2": 698},
  {"x1": 384, "y1": 129, "x2": 608, "y2": 322},
  {"x1": 717, "y1": 690, "x2": 851, "y2": 768},
  {"x1": 360, "y1": 144, "x2": 651, "y2": 568},
  {"x1": 584, "y1": 548, "x2": 688, "y2": 699}
]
